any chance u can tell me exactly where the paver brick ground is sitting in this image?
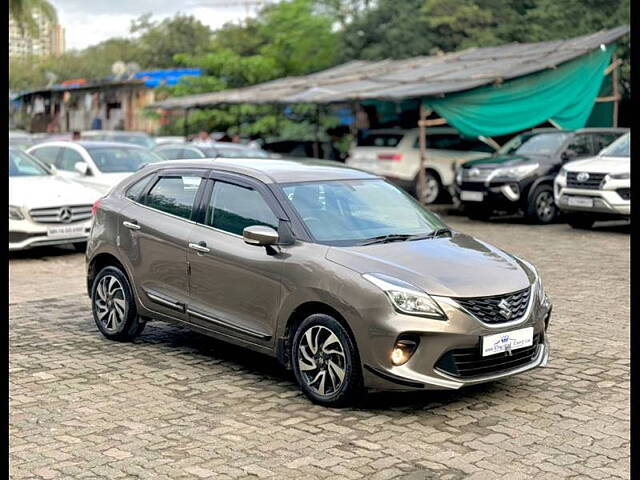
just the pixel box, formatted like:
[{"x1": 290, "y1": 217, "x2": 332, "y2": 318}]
[{"x1": 9, "y1": 214, "x2": 630, "y2": 479}]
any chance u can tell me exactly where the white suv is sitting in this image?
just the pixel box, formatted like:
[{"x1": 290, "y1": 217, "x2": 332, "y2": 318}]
[
  {"x1": 554, "y1": 132, "x2": 630, "y2": 228},
  {"x1": 346, "y1": 128, "x2": 497, "y2": 204}
]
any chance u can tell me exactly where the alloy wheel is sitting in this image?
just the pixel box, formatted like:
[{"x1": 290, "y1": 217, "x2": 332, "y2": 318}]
[
  {"x1": 297, "y1": 325, "x2": 347, "y2": 397},
  {"x1": 94, "y1": 275, "x2": 126, "y2": 333},
  {"x1": 535, "y1": 191, "x2": 556, "y2": 223},
  {"x1": 418, "y1": 174, "x2": 440, "y2": 204}
]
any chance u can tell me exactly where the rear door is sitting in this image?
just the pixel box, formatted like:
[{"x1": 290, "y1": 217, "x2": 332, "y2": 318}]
[
  {"x1": 118, "y1": 168, "x2": 208, "y2": 320},
  {"x1": 186, "y1": 173, "x2": 285, "y2": 345}
]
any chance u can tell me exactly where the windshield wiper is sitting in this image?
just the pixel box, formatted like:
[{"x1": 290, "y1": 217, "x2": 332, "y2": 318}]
[
  {"x1": 408, "y1": 228, "x2": 452, "y2": 240},
  {"x1": 360, "y1": 234, "x2": 414, "y2": 245}
]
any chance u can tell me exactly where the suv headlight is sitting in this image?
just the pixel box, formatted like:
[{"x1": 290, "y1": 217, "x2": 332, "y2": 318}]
[
  {"x1": 491, "y1": 163, "x2": 539, "y2": 180},
  {"x1": 9, "y1": 205, "x2": 25, "y2": 221},
  {"x1": 363, "y1": 273, "x2": 447, "y2": 320},
  {"x1": 557, "y1": 167, "x2": 567, "y2": 181},
  {"x1": 608, "y1": 172, "x2": 630, "y2": 180}
]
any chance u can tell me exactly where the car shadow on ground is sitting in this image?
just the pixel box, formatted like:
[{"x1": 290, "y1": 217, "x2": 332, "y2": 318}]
[
  {"x1": 133, "y1": 320, "x2": 510, "y2": 411},
  {"x1": 9, "y1": 244, "x2": 82, "y2": 260}
]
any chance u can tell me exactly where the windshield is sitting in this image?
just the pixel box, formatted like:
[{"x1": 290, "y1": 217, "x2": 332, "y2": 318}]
[
  {"x1": 9, "y1": 149, "x2": 50, "y2": 177},
  {"x1": 282, "y1": 179, "x2": 447, "y2": 245},
  {"x1": 510, "y1": 132, "x2": 571, "y2": 156},
  {"x1": 86, "y1": 147, "x2": 162, "y2": 173},
  {"x1": 600, "y1": 133, "x2": 629, "y2": 157},
  {"x1": 112, "y1": 135, "x2": 155, "y2": 148}
]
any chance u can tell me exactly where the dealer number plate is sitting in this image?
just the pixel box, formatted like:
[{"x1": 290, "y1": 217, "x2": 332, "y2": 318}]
[
  {"x1": 460, "y1": 191, "x2": 484, "y2": 202},
  {"x1": 482, "y1": 327, "x2": 534, "y2": 357},
  {"x1": 567, "y1": 196, "x2": 594, "y2": 208}
]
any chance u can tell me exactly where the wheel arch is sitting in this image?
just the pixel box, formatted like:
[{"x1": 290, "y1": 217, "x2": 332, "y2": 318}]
[{"x1": 87, "y1": 252, "x2": 130, "y2": 297}]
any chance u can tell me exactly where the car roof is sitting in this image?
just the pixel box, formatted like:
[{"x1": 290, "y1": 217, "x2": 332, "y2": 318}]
[
  {"x1": 30, "y1": 140, "x2": 147, "y2": 149},
  {"x1": 155, "y1": 142, "x2": 259, "y2": 150},
  {"x1": 83, "y1": 130, "x2": 150, "y2": 136},
  {"x1": 144, "y1": 158, "x2": 378, "y2": 184}
]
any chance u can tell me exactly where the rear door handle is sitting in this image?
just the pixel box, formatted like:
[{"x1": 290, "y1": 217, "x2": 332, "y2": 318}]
[
  {"x1": 123, "y1": 221, "x2": 141, "y2": 231},
  {"x1": 188, "y1": 241, "x2": 210, "y2": 254}
]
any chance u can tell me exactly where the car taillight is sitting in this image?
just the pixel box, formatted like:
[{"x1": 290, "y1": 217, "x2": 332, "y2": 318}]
[
  {"x1": 91, "y1": 199, "x2": 101, "y2": 216},
  {"x1": 377, "y1": 153, "x2": 403, "y2": 162}
]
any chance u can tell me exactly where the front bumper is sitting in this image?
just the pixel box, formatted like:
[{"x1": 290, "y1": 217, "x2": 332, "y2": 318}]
[
  {"x1": 9, "y1": 218, "x2": 92, "y2": 251},
  {"x1": 454, "y1": 180, "x2": 530, "y2": 212},
  {"x1": 555, "y1": 185, "x2": 630, "y2": 217},
  {"x1": 361, "y1": 291, "x2": 551, "y2": 391}
]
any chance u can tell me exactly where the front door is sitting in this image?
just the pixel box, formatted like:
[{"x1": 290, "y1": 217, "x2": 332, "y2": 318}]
[
  {"x1": 187, "y1": 176, "x2": 284, "y2": 345},
  {"x1": 118, "y1": 169, "x2": 207, "y2": 319}
]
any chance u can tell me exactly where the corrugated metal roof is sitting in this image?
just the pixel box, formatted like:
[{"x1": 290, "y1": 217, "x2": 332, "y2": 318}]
[{"x1": 150, "y1": 25, "x2": 628, "y2": 110}]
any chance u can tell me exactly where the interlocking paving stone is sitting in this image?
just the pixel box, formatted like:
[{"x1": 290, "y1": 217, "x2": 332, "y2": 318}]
[{"x1": 9, "y1": 216, "x2": 630, "y2": 479}]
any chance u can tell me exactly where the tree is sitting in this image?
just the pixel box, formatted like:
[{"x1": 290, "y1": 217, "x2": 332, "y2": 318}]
[{"x1": 9, "y1": 0, "x2": 57, "y2": 36}]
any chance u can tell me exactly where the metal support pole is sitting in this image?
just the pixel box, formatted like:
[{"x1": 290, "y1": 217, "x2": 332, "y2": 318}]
[
  {"x1": 183, "y1": 108, "x2": 190, "y2": 141},
  {"x1": 313, "y1": 104, "x2": 321, "y2": 159},
  {"x1": 417, "y1": 104, "x2": 429, "y2": 204},
  {"x1": 612, "y1": 54, "x2": 620, "y2": 127}
]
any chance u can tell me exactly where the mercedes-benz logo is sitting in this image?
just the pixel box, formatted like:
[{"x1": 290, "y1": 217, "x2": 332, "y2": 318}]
[
  {"x1": 58, "y1": 207, "x2": 73, "y2": 223},
  {"x1": 498, "y1": 299, "x2": 513, "y2": 319},
  {"x1": 576, "y1": 172, "x2": 590, "y2": 182}
]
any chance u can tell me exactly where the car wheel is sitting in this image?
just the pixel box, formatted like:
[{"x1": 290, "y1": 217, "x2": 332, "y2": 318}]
[
  {"x1": 72, "y1": 242, "x2": 87, "y2": 252},
  {"x1": 527, "y1": 185, "x2": 557, "y2": 224},
  {"x1": 91, "y1": 265, "x2": 145, "y2": 341},
  {"x1": 415, "y1": 171, "x2": 441, "y2": 205},
  {"x1": 292, "y1": 314, "x2": 363, "y2": 407},
  {"x1": 566, "y1": 214, "x2": 595, "y2": 229}
]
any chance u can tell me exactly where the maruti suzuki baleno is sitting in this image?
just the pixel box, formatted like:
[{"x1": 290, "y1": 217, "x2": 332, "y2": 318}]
[{"x1": 87, "y1": 159, "x2": 552, "y2": 406}]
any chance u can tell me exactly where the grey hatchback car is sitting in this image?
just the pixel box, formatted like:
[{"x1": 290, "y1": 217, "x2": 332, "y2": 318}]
[{"x1": 86, "y1": 159, "x2": 552, "y2": 406}]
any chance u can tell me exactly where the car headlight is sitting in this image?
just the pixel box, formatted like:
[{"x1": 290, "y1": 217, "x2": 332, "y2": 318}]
[
  {"x1": 491, "y1": 163, "x2": 539, "y2": 180},
  {"x1": 455, "y1": 168, "x2": 462, "y2": 185},
  {"x1": 9, "y1": 205, "x2": 25, "y2": 221},
  {"x1": 363, "y1": 273, "x2": 447, "y2": 320},
  {"x1": 608, "y1": 172, "x2": 630, "y2": 180},
  {"x1": 557, "y1": 167, "x2": 567, "y2": 180}
]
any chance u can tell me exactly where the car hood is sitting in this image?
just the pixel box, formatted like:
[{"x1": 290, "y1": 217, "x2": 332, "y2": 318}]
[
  {"x1": 462, "y1": 154, "x2": 547, "y2": 169},
  {"x1": 9, "y1": 175, "x2": 101, "y2": 208},
  {"x1": 78, "y1": 172, "x2": 133, "y2": 194},
  {"x1": 326, "y1": 232, "x2": 533, "y2": 298},
  {"x1": 564, "y1": 155, "x2": 629, "y2": 174}
]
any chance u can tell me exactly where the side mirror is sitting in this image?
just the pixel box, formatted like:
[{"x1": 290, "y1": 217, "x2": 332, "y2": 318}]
[
  {"x1": 243, "y1": 225, "x2": 279, "y2": 246},
  {"x1": 561, "y1": 149, "x2": 577, "y2": 162},
  {"x1": 74, "y1": 162, "x2": 90, "y2": 175}
]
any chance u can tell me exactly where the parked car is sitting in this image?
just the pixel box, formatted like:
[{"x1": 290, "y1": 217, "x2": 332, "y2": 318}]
[
  {"x1": 9, "y1": 147, "x2": 100, "y2": 251},
  {"x1": 27, "y1": 141, "x2": 163, "y2": 194},
  {"x1": 87, "y1": 158, "x2": 551, "y2": 407},
  {"x1": 81, "y1": 130, "x2": 156, "y2": 149},
  {"x1": 154, "y1": 136, "x2": 186, "y2": 145},
  {"x1": 554, "y1": 132, "x2": 630, "y2": 228},
  {"x1": 152, "y1": 142, "x2": 270, "y2": 160},
  {"x1": 454, "y1": 128, "x2": 628, "y2": 223},
  {"x1": 9, "y1": 130, "x2": 33, "y2": 150},
  {"x1": 262, "y1": 140, "x2": 341, "y2": 161},
  {"x1": 346, "y1": 127, "x2": 498, "y2": 204}
]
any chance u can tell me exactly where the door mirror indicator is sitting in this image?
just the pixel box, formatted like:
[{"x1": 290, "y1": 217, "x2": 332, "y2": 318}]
[
  {"x1": 243, "y1": 225, "x2": 279, "y2": 246},
  {"x1": 74, "y1": 162, "x2": 90, "y2": 175}
]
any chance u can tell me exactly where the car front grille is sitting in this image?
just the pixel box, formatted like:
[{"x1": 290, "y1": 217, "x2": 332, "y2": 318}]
[
  {"x1": 454, "y1": 287, "x2": 531, "y2": 324},
  {"x1": 566, "y1": 172, "x2": 606, "y2": 189},
  {"x1": 435, "y1": 334, "x2": 541, "y2": 379},
  {"x1": 458, "y1": 182, "x2": 488, "y2": 192},
  {"x1": 617, "y1": 188, "x2": 630, "y2": 200},
  {"x1": 29, "y1": 205, "x2": 92, "y2": 224}
]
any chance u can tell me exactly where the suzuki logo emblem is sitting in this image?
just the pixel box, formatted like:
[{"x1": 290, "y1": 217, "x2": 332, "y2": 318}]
[
  {"x1": 498, "y1": 299, "x2": 512, "y2": 319},
  {"x1": 576, "y1": 172, "x2": 590, "y2": 182},
  {"x1": 58, "y1": 207, "x2": 73, "y2": 223}
]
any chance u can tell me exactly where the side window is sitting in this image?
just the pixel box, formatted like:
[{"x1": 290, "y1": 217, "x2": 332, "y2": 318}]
[
  {"x1": 206, "y1": 182, "x2": 278, "y2": 236},
  {"x1": 142, "y1": 175, "x2": 202, "y2": 219},
  {"x1": 180, "y1": 147, "x2": 204, "y2": 159},
  {"x1": 565, "y1": 135, "x2": 593, "y2": 157},
  {"x1": 125, "y1": 174, "x2": 154, "y2": 201},
  {"x1": 58, "y1": 148, "x2": 86, "y2": 171},
  {"x1": 30, "y1": 147, "x2": 61, "y2": 167},
  {"x1": 156, "y1": 148, "x2": 182, "y2": 160},
  {"x1": 413, "y1": 134, "x2": 493, "y2": 152}
]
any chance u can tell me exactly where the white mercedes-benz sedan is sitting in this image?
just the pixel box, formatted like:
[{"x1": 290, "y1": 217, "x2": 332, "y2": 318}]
[{"x1": 9, "y1": 147, "x2": 101, "y2": 251}]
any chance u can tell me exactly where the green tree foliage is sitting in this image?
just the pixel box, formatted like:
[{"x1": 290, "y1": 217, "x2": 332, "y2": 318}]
[{"x1": 9, "y1": 0, "x2": 57, "y2": 36}]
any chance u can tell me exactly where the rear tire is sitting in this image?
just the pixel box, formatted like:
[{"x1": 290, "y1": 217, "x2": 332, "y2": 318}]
[
  {"x1": 566, "y1": 214, "x2": 595, "y2": 229},
  {"x1": 91, "y1": 266, "x2": 145, "y2": 341},
  {"x1": 415, "y1": 171, "x2": 441, "y2": 205},
  {"x1": 526, "y1": 184, "x2": 557, "y2": 224},
  {"x1": 292, "y1": 314, "x2": 363, "y2": 407}
]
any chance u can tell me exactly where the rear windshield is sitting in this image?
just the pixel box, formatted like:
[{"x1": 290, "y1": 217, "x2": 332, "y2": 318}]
[{"x1": 357, "y1": 133, "x2": 405, "y2": 147}]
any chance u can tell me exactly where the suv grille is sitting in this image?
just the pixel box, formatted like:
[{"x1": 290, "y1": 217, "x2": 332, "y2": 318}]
[
  {"x1": 454, "y1": 287, "x2": 531, "y2": 324},
  {"x1": 617, "y1": 188, "x2": 630, "y2": 200},
  {"x1": 566, "y1": 172, "x2": 606, "y2": 189},
  {"x1": 435, "y1": 334, "x2": 541, "y2": 378},
  {"x1": 29, "y1": 205, "x2": 92, "y2": 224}
]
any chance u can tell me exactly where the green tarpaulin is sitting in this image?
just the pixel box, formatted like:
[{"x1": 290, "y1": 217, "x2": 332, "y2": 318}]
[{"x1": 423, "y1": 44, "x2": 614, "y2": 138}]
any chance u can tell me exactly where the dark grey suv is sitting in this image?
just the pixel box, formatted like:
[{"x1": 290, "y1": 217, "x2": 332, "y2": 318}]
[{"x1": 87, "y1": 159, "x2": 552, "y2": 406}]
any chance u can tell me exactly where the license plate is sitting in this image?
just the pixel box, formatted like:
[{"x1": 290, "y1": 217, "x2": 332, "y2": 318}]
[
  {"x1": 47, "y1": 224, "x2": 86, "y2": 237},
  {"x1": 460, "y1": 191, "x2": 484, "y2": 202},
  {"x1": 567, "y1": 196, "x2": 594, "y2": 208},
  {"x1": 482, "y1": 327, "x2": 534, "y2": 357}
]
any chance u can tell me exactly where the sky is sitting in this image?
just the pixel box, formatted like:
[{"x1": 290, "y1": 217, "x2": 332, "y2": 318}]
[{"x1": 52, "y1": 0, "x2": 277, "y2": 50}]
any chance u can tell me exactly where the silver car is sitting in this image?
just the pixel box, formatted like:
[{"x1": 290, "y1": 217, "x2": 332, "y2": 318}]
[{"x1": 86, "y1": 159, "x2": 551, "y2": 407}]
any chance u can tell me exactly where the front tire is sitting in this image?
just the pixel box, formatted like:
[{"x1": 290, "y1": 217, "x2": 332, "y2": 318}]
[
  {"x1": 91, "y1": 266, "x2": 145, "y2": 341},
  {"x1": 526, "y1": 184, "x2": 557, "y2": 224},
  {"x1": 292, "y1": 314, "x2": 363, "y2": 407},
  {"x1": 415, "y1": 171, "x2": 441, "y2": 205}
]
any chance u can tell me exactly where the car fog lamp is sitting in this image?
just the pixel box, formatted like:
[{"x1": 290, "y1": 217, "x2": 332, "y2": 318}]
[
  {"x1": 9, "y1": 206, "x2": 24, "y2": 221},
  {"x1": 391, "y1": 339, "x2": 418, "y2": 366}
]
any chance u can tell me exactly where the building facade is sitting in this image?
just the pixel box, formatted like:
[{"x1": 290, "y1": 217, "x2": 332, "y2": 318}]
[{"x1": 9, "y1": 8, "x2": 65, "y2": 59}]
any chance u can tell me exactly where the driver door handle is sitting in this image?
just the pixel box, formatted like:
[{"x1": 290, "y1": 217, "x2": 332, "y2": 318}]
[
  {"x1": 189, "y1": 241, "x2": 210, "y2": 254},
  {"x1": 123, "y1": 221, "x2": 141, "y2": 231}
]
